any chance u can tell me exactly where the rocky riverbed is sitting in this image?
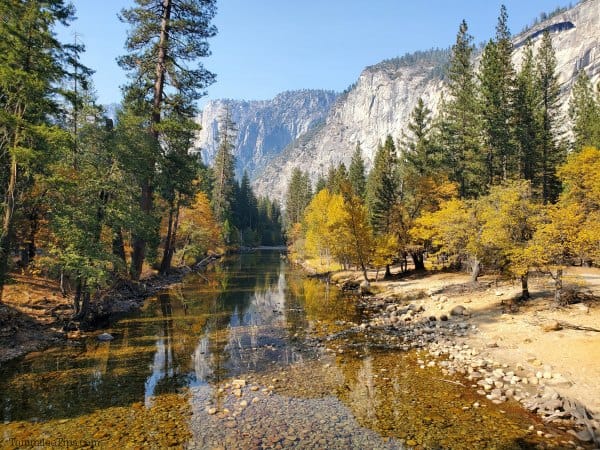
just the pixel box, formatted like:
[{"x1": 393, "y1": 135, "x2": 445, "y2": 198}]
[{"x1": 316, "y1": 288, "x2": 600, "y2": 448}]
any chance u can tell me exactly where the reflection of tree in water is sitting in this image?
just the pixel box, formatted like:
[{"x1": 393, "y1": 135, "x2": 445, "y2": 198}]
[
  {"x1": 191, "y1": 252, "x2": 315, "y2": 382},
  {"x1": 286, "y1": 275, "x2": 360, "y2": 324},
  {"x1": 344, "y1": 355, "x2": 381, "y2": 424},
  {"x1": 0, "y1": 251, "x2": 338, "y2": 422}
]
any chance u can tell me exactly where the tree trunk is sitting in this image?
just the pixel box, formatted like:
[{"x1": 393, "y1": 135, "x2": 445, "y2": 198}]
[
  {"x1": 0, "y1": 153, "x2": 18, "y2": 302},
  {"x1": 521, "y1": 273, "x2": 530, "y2": 300},
  {"x1": 160, "y1": 202, "x2": 175, "y2": 274},
  {"x1": 470, "y1": 258, "x2": 481, "y2": 283},
  {"x1": 160, "y1": 198, "x2": 181, "y2": 274},
  {"x1": 131, "y1": 0, "x2": 172, "y2": 280},
  {"x1": 26, "y1": 210, "x2": 39, "y2": 263},
  {"x1": 360, "y1": 263, "x2": 369, "y2": 286},
  {"x1": 383, "y1": 264, "x2": 392, "y2": 280},
  {"x1": 112, "y1": 226, "x2": 127, "y2": 268},
  {"x1": 554, "y1": 268, "x2": 563, "y2": 305},
  {"x1": 73, "y1": 279, "x2": 82, "y2": 316},
  {"x1": 131, "y1": 179, "x2": 153, "y2": 280},
  {"x1": 411, "y1": 251, "x2": 425, "y2": 271}
]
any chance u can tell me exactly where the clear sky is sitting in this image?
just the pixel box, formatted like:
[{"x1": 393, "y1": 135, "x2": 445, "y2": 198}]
[{"x1": 58, "y1": 0, "x2": 574, "y2": 108}]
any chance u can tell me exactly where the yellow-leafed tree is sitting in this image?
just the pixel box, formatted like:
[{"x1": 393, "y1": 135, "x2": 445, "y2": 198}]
[
  {"x1": 526, "y1": 147, "x2": 600, "y2": 304},
  {"x1": 304, "y1": 189, "x2": 345, "y2": 268},
  {"x1": 176, "y1": 192, "x2": 222, "y2": 265},
  {"x1": 411, "y1": 198, "x2": 473, "y2": 272}
]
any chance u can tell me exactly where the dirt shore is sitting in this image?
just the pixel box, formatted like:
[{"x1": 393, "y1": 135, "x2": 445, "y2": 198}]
[{"x1": 0, "y1": 256, "x2": 221, "y2": 364}]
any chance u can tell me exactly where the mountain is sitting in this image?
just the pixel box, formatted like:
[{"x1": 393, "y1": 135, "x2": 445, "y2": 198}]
[
  {"x1": 252, "y1": 0, "x2": 600, "y2": 204},
  {"x1": 193, "y1": 90, "x2": 337, "y2": 179}
]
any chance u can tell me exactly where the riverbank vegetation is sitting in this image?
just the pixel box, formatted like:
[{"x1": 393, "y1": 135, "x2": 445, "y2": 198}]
[
  {"x1": 0, "y1": 1, "x2": 283, "y2": 322},
  {"x1": 286, "y1": 7, "x2": 600, "y2": 305}
]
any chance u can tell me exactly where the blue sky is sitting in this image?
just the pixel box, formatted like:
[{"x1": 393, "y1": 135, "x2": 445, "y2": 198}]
[{"x1": 58, "y1": 0, "x2": 574, "y2": 107}]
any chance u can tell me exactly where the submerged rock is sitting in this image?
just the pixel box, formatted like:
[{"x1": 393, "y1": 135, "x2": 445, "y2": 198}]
[{"x1": 97, "y1": 332, "x2": 114, "y2": 341}]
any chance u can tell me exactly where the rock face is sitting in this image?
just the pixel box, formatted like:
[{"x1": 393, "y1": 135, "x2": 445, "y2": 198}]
[
  {"x1": 194, "y1": 90, "x2": 337, "y2": 179},
  {"x1": 252, "y1": 0, "x2": 600, "y2": 204}
]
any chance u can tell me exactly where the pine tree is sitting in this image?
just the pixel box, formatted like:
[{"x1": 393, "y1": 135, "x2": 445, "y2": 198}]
[
  {"x1": 536, "y1": 31, "x2": 565, "y2": 203},
  {"x1": 325, "y1": 165, "x2": 338, "y2": 193},
  {"x1": 348, "y1": 143, "x2": 367, "y2": 198},
  {"x1": 440, "y1": 20, "x2": 484, "y2": 198},
  {"x1": 401, "y1": 97, "x2": 436, "y2": 178},
  {"x1": 45, "y1": 95, "x2": 134, "y2": 318},
  {"x1": 233, "y1": 170, "x2": 259, "y2": 245},
  {"x1": 367, "y1": 135, "x2": 399, "y2": 234},
  {"x1": 211, "y1": 109, "x2": 237, "y2": 230},
  {"x1": 328, "y1": 163, "x2": 348, "y2": 195},
  {"x1": 478, "y1": 5, "x2": 516, "y2": 185},
  {"x1": 118, "y1": 0, "x2": 216, "y2": 278},
  {"x1": 0, "y1": 0, "x2": 77, "y2": 299},
  {"x1": 157, "y1": 112, "x2": 200, "y2": 273},
  {"x1": 285, "y1": 168, "x2": 312, "y2": 230},
  {"x1": 569, "y1": 70, "x2": 600, "y2": 150},
  {"x1": 514, "y1": 39, "x2": 540, "y2": 183},
  {"x1": 314, "y1": 175, "x2": 327, "y2": 194}
]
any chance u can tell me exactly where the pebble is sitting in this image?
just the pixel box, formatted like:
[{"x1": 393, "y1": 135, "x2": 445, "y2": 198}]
[{"x1": 97, "y1": 332, "x2": 114, "y2": 341}]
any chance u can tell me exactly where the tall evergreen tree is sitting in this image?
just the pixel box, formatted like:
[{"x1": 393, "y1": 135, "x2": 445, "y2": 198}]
[
  {"x1": 314, "y1": 175, "x2": 327, "y2": 194},
  {"x1": 118, "y1": 0, "x2": 216, "y2": 279},
  {"x1": 439, "y1": 20, "x2": 484, "y2": 198},
  {"x1": 536, "y1": 31, "x2": 565, "y2": 203},
  {"x1": 211, "y1": 109, "x2": 237, "y2": 229},
  {"x1": 401, "y1": 97, "x2": 436, "y2": 178},
  {"x1": 569, "y1": 70, "x2": 600, "y2": 150},
  {"x1": 0, "y1": 0, "x2": 78, "y2": 299},
  {"x1": 478, "y1": 5, "x2": 516, "y2": 185},
  {"x1": 285, "y1": 168, "x2": 312, "y2": 230},
  {"x1": 157, "y1": 113, "x2": 200, "y2": 274},
  {"x1": 514, "y1": 39, "x2": 541, "y2": 183},
  {"x1": 348, "y1": 143, "x2": 367, "y2": 198},
  {"x1": 367, "y1": 135, "x2": 399, "y2": 234}
]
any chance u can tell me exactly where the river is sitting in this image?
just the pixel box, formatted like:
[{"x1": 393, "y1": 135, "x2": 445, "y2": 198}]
[{"x1": 0, "y1": 251, "x2": 564, "y2": 449}]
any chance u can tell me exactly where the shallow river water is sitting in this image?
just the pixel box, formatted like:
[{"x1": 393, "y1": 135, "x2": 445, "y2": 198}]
[{"x1": 0, "y1": 251, "x2": 573, "y2": 449}]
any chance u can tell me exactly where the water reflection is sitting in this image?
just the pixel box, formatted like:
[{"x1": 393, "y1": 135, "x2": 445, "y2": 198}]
[{"x1": 0, "y1": 251, "x2": 570, "y2": 449}]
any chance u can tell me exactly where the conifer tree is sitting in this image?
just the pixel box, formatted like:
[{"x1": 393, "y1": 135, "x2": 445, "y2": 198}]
[
  {"x1": 314, "y1": 175, "x2": 327, "y2": 194},
  {"x1": 367, "y1": 135, "x2": 399, "y2": 278},
  {"x1": 514, "y1": 39, "x2": 541, "y2": 182},
  {"x1": 285, "y1": 168, "x2": 312, "y2": 230},
  {"x1": 439, "y1": 20, "x2": 484, "y2": 198},
  {"x1": 328, "y1": 163, "x2": 349, "y2": 195},
  {"x1": 0, "y1": 0, "x2": 78, "y2": 298},
  {"x1": 211, "y1": 109, "x2": 237, "y2": 229},
  {"x1": 569, "y1": 70, "x2": 600, "y2": 150},
  {"x1": 478, "y1": 5, "x2": 516, "y2": 184},
  {"x1": 348, "y1": 143, "x2": 367, "y2": 198},
  {"x1": 401, "y1": 98, "x2": 436, "y2": 178},
  {"x1": 367, "y1": 135, "x2": 399, "y2": 234},
  {"x1": 536, "y1": 31, "x2": 565, "y2": 203},
  {"x1": 118, "y1": 0, "x2": 216, "y2": 278}
]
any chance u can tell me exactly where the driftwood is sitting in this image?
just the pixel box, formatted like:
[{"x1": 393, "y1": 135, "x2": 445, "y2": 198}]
[
  {"x1": 558, "y1": 321, "x2": 600, "y2": 333},
  {"x1": 435, "y1": 378, "x2": 466, "y2": 387}
]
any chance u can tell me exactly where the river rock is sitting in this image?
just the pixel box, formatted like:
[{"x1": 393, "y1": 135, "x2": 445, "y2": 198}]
[
  {"x1": 97, "y1": 333, "x2": 114, "y2": 341},
  {"x1": 542, "y1": 320, "x2": 562, "y2": 332},
  {"x1": 450, "y1": 305, "x2": 468, "y2": 316}
]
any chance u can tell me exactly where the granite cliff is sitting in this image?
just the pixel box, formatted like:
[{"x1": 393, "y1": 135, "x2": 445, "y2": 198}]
[{"x1": 194, "y1": 90, "x2": 337, "y2": 179}]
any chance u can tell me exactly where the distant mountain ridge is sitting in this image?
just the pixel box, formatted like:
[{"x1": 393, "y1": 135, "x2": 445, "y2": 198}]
[{"x1": 193, "y1": 90, "x2": 337, "y2": 179}]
